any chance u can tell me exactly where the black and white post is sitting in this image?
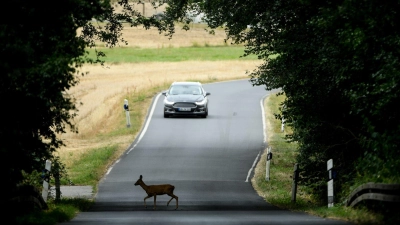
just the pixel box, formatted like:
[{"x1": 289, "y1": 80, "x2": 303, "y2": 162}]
[
  {"x1": 41, "y1": 160, "x2": 52, "y2": 202},
  {"x1": 265, "y1": 147, "x2": 272, "y2": 181},
  {"x1": 281, "y1": 105, "x2": 286, "y2": 132},
  {"x1": 327, "y1": 159, "x2": 334, "y2": 208},
  {"x1": 124, "y1": 99, "x2": 131, "y2": 128}
]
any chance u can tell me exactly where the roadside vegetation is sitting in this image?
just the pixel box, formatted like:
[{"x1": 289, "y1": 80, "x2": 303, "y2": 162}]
[
  {"x1": 252, "y1": 94, "x2": 387, "y2": 225},
  {"x1": 6, "y1": 1, "x2": 398, "y2": 224}
]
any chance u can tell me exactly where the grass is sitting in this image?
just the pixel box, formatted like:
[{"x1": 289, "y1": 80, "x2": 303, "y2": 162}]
[
  {"x1": 67, "y1": 145, "x2": 118, "y2": 187},
  {"x1": 87, "y1": 45, "x2": 258, "y2": 63},
  {"x1": 13, "y1": 198, "x2": 94, "y2": 225},
  {"x1": 251, "y1": 94, "x2": 387, "y2": 225}
]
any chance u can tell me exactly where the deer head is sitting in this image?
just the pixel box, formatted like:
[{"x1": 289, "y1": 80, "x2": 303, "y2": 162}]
[{"x1": 134, "y1": 175, "x2": 143, "y2": 186}]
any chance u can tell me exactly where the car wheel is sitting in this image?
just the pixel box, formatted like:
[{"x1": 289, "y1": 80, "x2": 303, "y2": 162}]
[
  {"x1": 201, "y1": 110, "x2": 208, "y2": 118},
  {"x1": 164, "y1": 113, "x2": 169, "y2": 118}
]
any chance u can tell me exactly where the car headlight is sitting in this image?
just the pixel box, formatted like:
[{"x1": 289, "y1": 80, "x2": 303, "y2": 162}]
[
  {"x1": 195, "y1": 98, "x2": 207, "y2": 106},
  {"x1": 164, "y1": 98, "x2": 175, "y2": 106}
]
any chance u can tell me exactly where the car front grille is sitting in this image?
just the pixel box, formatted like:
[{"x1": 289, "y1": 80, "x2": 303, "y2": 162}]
[{"x1": 174, "y1": 102, "x2": 196, "y2": 108}]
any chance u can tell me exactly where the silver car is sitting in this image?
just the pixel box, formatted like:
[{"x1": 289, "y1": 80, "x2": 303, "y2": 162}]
[{"x1": 162, "y1": 82, "x2": 210, "y2": 118}]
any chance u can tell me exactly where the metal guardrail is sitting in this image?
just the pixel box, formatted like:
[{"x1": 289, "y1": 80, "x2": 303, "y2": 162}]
[{"x1": 346, "y1": 182, "x2": 400, "y2": 208}]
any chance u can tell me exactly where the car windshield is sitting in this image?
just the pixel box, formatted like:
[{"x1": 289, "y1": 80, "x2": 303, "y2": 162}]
[{"x1": 169, "y1": 85, "x2": 202, "y2": 95}]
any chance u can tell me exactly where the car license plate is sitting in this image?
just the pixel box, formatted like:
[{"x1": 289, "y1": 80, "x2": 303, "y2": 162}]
[{"x1": 179, "y1": 108, "x2": 191, "y2": 111}]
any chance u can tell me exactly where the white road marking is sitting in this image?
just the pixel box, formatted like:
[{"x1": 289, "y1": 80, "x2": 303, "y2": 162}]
[
  {"x1": 246, "y1": 151, "x2": 261, "y2": 182},
  {"x1": 245, "y1": 93, "x2": 269, "y2": 182},
  {"x1": 106, "y1": 159, "x2": 120, "y2": 175},
  {"x1": 126, "y1": 93, "x2": 162, "y2": 155},
  {"x1": 106, "y1": 93, "x2": 162, "y2": 176}
]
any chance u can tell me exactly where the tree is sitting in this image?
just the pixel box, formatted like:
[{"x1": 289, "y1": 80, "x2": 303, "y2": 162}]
[
  {"x1": 0, "y1": 0, "x2": 165, "y2": 198},
  {"x1": 161, "y1": 0, "x2": 400, "y2": 202}
]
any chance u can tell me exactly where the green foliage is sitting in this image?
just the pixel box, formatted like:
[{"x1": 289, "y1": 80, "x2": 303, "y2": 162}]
[
  {"x1": 14, "y1": 198, "x2": 93, "y2": 225},
  {"x1": 253, "y1": 94, "x2": 387, "y2": 224},
  {"x1": 0, "y1": 0, "x2": 169, "y2": 201},
  {"x1": 162, "y1": 0, "x2": 400, "y2": 205},
  {"x1": 1, "y1": 0, "x2": 97, "y2": 196},
  {"x1": 51, "y1": 156, "x2": 74, "y2": 186},
  {"x1": 21, "y1": 170, "x2": 44, "y2": 192}
]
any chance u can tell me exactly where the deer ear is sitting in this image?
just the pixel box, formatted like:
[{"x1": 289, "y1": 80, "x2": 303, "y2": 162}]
[{"x1": 140, "y1": 175, "x2": 142, "y2": 179}]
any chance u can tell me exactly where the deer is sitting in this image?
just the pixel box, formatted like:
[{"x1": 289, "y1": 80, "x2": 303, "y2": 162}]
[{"x1": 134, "y1": 175, "x2": 178, "y2": 210}]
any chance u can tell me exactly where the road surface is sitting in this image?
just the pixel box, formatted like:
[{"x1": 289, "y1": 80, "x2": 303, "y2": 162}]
[{"x1": 61, "y1": 80, "x2": 350, "y2": 225}]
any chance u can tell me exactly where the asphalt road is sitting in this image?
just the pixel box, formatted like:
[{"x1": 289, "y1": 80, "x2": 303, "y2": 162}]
[{"x1": 60, "y1": 80, "x2": 350, "y2": 225}]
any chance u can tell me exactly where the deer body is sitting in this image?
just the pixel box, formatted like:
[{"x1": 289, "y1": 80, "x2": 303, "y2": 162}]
[{"x1": 134, "y1": 175, "x2": 178, "y2": 210}]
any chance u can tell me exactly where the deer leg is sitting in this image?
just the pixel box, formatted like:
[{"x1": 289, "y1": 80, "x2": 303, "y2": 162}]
[
  {"x1": 167, "y1": 197, "x2": 173, "y2": 206},
  {"x1": 153, "y1": 195, "x2": 157, "y2": 210},
  {"x1": 167, "y1": 194, "x2": 179, "y2": 210},
  {"x1": 144, "y1": 195, "x2": 152, "y2": 208}
]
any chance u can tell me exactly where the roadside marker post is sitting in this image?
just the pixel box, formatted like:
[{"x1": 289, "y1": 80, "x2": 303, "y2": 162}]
[
  {"x1": 281, "y1": 105, "x2": 286, "y2": 132},
  {"x1": 327, "y1": 159, "x2": 335, "y2": 207},
  {"x1": 265, "y1": 147, "x2": 272, "y2": 181},
  {"x1": 41, "y1": 160, "x2": 52, "y2": 202},
  {"x1": 124, "y1": 99, "x2": 131, "y2": 128}
]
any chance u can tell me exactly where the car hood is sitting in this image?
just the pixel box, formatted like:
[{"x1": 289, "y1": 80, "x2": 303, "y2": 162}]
[{"x1": 166, "y1": 95, "x2": 204, "y2": 102}]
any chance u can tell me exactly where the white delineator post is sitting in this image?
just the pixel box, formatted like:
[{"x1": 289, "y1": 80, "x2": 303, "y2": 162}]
[
  {"x1": 281, "y1": 105, "x2": 286, "y2": 132},
  {"x1": 42, "y1": 160, "x2": 52, "y2": 202},
  {"x1": 327, "y1": 159, "x2": 334, "y2": 208},
  {"x1": 124, "y1": 99, "x2": 131, "y2": 128},
  {"x1": 265, "y1": 147, "x2": 272, "y2": 181}
]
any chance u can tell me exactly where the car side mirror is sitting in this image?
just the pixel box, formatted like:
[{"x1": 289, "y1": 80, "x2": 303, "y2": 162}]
[
  {"x1": 206, "y1": 92, "x2": 210, "y2": 96},
  {"x1": 162, "y1": 92, "x2": 167, "y2": 96}
]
